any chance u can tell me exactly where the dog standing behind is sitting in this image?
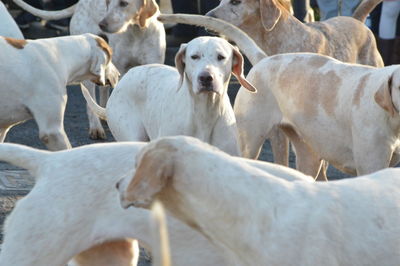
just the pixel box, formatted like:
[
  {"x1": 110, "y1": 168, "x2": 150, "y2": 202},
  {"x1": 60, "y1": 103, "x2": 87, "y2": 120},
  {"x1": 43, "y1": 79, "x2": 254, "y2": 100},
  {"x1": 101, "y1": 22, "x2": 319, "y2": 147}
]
[
  {"x1": 0, "y1": 33, "x2": 118, "y2": 150},
  {"x1": 119, "y1": 136, "x2": 400, "y2": 266},
  {"x1": 13, "y1": 0, "x2": 166, "y2": 139},
  {"x1": 82, "y1": 36, "x2": 257, "y2": 156}
]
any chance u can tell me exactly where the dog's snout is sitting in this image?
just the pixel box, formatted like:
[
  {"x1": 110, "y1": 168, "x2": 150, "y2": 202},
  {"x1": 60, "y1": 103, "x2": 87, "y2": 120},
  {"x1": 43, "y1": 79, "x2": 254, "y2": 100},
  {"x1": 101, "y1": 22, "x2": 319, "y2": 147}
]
[
  {"x1": 205, "y1": 10, "x2": 216, "y2": 18},
  {"x1": 99, "y1": 20, "x2": 108, "y2": 31},
  {"x1": 199, "y1": 72, "x2": 213, "y2": 85}
]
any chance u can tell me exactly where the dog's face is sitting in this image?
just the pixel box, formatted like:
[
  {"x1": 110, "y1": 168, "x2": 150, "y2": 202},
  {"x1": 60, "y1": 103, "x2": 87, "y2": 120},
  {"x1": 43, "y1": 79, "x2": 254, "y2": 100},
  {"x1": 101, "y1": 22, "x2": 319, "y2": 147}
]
[
  {"x1": 374, "y1": 67, "x2": 400, "y2": 117},
  {"x1": 90, "y1": 36, "x2": 120, "y2": 87},
  {"x1": 175, "y1": 37, "x2": 256, "y2": 95},
  {"x1": 99, "y1": 0, "x2": 158, "y2": 33},
  {"x1": 207, "y1": 0, "x2": 283, "y2": 32},
  {"x1": 118, "y1": 140, "x2": 177, "y2": 210},
  {"x1": 206, "y1": 0, "x2": 260, "y2": 28}
]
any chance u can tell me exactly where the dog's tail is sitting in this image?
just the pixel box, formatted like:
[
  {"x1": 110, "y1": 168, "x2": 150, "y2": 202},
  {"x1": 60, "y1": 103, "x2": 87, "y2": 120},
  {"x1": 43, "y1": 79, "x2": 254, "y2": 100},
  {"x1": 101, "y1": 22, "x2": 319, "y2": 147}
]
[
  {"x1": 352, "y1": 0, "x2": 382, "y2": 22},
  {"x1": 158, "y1": 14, "x2": 267, "y2": 65},
  {"x1": 13, "y1": 0, "x2": 76, "y2": 20},
  {"x1": 0, "y1": 143, "x2": 49, "y2": 175},
  {"x1": 80, "y1": 84, "x2": 107, "y2": 121},
  {"x1": 150, "y1": 201, "x2": 171, "y2": 266}
]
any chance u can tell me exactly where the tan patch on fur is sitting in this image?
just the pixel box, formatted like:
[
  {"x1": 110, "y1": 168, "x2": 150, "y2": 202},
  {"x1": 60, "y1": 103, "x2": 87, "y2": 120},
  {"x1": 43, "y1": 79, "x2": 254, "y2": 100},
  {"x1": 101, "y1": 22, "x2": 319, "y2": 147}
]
[
  {"x1": 308, "y1": 56, "x2": 329, "y2": 68},
  {"x1": 320, "y1": 70, "x2": 340, "y2": 116},
  {"x1": 126, "y1": 142, "x2": 176, "y2": 203},
  {"x1": 95, "y1": 37, "x2": 113, "y2": 63},
  {"x1": 278, "y1": 61, "x2": 340, "y2": 117},
  {"x1": 74, "y1": 240, "x2": 136, "y2": 265},
  {"x1": 4, "y1": 37, "x2": 27, "y2": 49},
  {"x1": 352, "y1": 73, "x2": 369, "y2": 108}
]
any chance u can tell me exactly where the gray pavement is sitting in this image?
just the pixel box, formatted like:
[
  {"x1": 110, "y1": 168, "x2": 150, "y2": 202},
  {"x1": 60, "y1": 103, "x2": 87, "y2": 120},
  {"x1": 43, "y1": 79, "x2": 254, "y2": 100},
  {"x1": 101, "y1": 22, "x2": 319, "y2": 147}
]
[{"x1": 0, "y1": 18, "x2": 350, "y2": 263}]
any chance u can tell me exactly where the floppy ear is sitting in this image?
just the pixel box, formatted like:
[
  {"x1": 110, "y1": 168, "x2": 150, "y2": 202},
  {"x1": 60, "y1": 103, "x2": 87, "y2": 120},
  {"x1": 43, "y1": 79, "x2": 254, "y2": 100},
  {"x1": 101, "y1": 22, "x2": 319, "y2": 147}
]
[
  {"x1": 90, "y1": 54, "x2": 107, "y2": 86},
  {"x1": 126, "y1": 145, "x2": 174, "y2": 203},
  {"x1": 138, "y1": 0, "x2": 158, "y2": 28},
  {"x1": 105, "y1": 62, "x2": 120, "y2": 88},
  {"x1": 231, "y1": 46, "x2": 257, "y2": 93},
  {"x1": 260, "y1": 0, "x2": 282, "y2": 31},
  {"x1": 175, "y1": 43, "x2": 187, "y2": 90},
  {"x1": 374, "y1": 76, "x2": 396, "y2": 117}
]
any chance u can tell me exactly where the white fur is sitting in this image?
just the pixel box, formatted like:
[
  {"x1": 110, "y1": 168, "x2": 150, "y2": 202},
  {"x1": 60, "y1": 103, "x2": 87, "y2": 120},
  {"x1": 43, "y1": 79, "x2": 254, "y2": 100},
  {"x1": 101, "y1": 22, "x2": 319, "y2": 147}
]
[
  {"x1": 83, "y1": 36, "x2": 257, "y2": 156},
  {"x1": 13, "y1": 0, "x2": 166, "y2": 139},
  {"x1": 120, "y1": 135, "x2": 400, "y2": 266},
  {"x1": 0, "y1": 33, "x2": 118, "y2": 151},
  {"x1": 0, "y1": 141, "x2": 311, "y2": 266},
  {"x1": 0, "y1": 2, "x2": 24, "y2": 39},
  {"x1": 234, "y1": 53, "x2": 400, "y2": 179}
]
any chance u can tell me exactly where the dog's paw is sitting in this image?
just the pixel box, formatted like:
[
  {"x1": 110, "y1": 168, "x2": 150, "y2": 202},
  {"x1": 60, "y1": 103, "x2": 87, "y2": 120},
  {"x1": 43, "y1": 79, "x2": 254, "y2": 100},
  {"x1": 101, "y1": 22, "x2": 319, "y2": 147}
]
[{"x1": 89, "y1": 128, "x2": 107, "y2": 140}]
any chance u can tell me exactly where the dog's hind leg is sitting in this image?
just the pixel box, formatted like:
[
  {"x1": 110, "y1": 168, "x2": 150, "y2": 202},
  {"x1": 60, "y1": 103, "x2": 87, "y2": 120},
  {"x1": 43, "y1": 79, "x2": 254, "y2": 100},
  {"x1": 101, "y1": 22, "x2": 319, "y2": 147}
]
[{"x1": 269, "y1": 126, "x2": 289, "y2": 166}]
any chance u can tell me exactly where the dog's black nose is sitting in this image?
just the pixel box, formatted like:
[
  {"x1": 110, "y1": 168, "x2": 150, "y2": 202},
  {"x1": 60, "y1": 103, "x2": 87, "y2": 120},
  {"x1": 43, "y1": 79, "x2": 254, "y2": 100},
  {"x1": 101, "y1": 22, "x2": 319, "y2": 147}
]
[
  {"x1": 99, "y1": 21, "x2": 108, "y2": 31},
  {"x1": 199, "y1": 72, "x2": 213, "y2": 86},
  {"x1": 115, "y1": 181, "x2": 120, "y2": 190}
]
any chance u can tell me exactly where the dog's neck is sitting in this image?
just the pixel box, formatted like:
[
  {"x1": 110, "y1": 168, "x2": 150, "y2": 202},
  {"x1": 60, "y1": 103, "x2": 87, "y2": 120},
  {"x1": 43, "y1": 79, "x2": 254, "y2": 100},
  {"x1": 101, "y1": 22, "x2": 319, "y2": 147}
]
[
  {"x1": 158, "y1": 151, "x2": 294, "y2": 265},
  {"x1": 243, "y1": 7, "x2": 318, "y2": 55},
  {"x1": 179, "y1": 78, "x2": 229, "y2": 143},
  {"x1": 40, "y1": 36, "x2": 95, "y2": 85}
]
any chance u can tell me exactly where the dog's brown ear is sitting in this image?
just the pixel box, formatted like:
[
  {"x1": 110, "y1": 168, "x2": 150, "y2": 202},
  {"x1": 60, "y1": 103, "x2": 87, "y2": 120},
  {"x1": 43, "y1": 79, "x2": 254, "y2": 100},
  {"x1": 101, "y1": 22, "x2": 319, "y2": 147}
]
[
  {"x1": 260, "y1": 0, "x2": 282, "y2": 31},
  {"x1": 175, "y1": 43, "x2": 187, "y2": 90},
  {"x1": 374, "y1": 76, "x2": 396, "y2": 117},
  {"x1": 138, "y1": 0, "x2": 158, "y2": 28},
  {"x1": 231, "y1": 46, "x2": 257, "y2": 93},
  {"x1": 126, "y1": 144, "x2": 175, "y2": 203}
]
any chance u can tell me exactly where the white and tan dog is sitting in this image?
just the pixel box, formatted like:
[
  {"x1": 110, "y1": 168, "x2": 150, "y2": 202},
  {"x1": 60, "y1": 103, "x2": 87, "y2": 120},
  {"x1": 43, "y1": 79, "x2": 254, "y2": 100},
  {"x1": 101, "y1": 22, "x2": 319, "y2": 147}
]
[
  {"x1": 13, "y1": 0, "x2": 166, "y2": 139},
  {"x1": 0, "y1": 1, "x2": 24, "y2": 39},
  {"x1": 0, "y1": 141, "x2": 312, "y2": 266},
  {"x1": 120, "y1": 136, "x2": 400, "y2": 266},
  {"x1": 159, "y1": 0, "x2": 384, "y2": 169},
  {"x1": 206, "y1": 0, "x2": 383, "y2": 67},
  {"x1": 234, "y1": 53, "x2": 400, "y2": 179},
  {"x1": 83, "y1": 36, "x2": 256, "y2": 156},
  {"x1": 0, "y1": 33, "x2": 119, "y2": 150}
]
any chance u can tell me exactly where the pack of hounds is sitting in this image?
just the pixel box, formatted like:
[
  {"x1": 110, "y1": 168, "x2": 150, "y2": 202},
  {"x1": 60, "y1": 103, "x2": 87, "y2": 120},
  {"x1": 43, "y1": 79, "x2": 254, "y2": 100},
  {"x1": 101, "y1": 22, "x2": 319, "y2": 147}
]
[{"x1": 0, "y1": 0, "x2": 399, "y2": 265}]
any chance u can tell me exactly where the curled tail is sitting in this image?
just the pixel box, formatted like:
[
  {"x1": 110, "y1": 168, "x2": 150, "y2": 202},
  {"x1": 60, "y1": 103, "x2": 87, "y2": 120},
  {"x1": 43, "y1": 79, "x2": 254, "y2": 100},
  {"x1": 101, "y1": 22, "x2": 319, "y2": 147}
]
[
  {"x1": 13, "y1": 0, "x2": 76, "y2": 20},
  {"x1": 80, "y1": 84, "x2": 107, "y2": 121},
  {"x1": 150, "y1": 201, "x2": 171, "y2": 266},
  {"x1": 0, "y1": 143, "x2": 49, "y2": 175},
  {"x1": 352, "y1": 0, "x2": 383, "y2": 22},
  {"x1": 158, "y1": 14, "x2": 267, "y2": 65}
]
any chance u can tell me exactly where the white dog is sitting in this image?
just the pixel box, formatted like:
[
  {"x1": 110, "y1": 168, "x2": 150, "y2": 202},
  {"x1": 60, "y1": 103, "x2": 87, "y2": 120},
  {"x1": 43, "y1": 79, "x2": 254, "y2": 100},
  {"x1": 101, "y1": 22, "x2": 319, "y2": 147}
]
[
  {"x1": 83, "y1": 36, "x2": 256, "y2": 156},
  {"x1": 120, "y1": 135, "x2": 400, "y2": 266},
  {"x1": 0, "y1": 141, "x2": 312, "y2": 266},
  {"x1": 13, "y1": 0, "x2": 166, "y2": 139},
  {"x1": 0, "y1": 33, "x2": 119, "y2": 150},
  {"x1": 0, "y1": 1, "x2": 24, "y2": 39},
  {"x1": 234, "y1": 53, "x2": 400, "y2": 179}
]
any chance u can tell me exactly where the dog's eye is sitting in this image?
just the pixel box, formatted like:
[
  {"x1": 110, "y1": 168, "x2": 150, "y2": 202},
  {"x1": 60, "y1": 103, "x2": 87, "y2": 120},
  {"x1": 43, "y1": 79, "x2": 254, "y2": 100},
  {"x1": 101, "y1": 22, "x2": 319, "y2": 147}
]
[
  {"x1": 230, "y1": 0, "x2": 241, "y2": 5},
  {"x1": 120, "y1": 1, "x2": 129, "y2": 7},
  {"x1": 217, "y1": 54, "x2": 226, "y2": 61},
  {"x1": 191, "y1": 55, "x2": 200, "y2": 60}
]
